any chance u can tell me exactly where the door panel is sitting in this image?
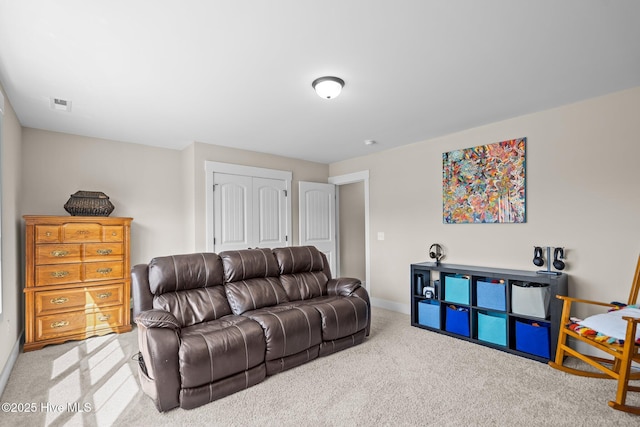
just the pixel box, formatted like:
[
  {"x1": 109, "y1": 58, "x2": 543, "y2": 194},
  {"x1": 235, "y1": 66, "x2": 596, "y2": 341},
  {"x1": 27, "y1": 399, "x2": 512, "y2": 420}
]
[
  {"x1": 214, "y1": 173, "x2": 252, "y2": 252},
  {"x1": 299, "y1": 181, "x2": 336, "y2": 273},
  {"x1": 254, "y1": 177, "x2": 287, "y2": 248}
]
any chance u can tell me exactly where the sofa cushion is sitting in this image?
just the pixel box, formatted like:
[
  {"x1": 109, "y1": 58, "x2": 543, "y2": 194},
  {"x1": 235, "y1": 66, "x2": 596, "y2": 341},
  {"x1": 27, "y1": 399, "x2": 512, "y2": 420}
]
[
  {"x1": 220, "y1": 248, "x2": 280, "y2": 282},
  {"x1": 178, "y1": 315, "x2": 265, "y2": 389},
  {"x1": 149, "y1": 253, "x2": 225, "y2": 294},
  {"x1": 244, "y1": 304, "x2": 322, "y2": 361},
  {"x1": 154, "y1": 286, "x2": 232, "y2": 327},
  {"x1": 147, "y1": 253, "x2": 232, "y2": 326},
  {"x1": 273, "y1": 246, "x2": 325, "y2": 275},
  {"x1": 273, "y1": 246, "x2": 329, "y2": 300},
  {"x1": 305, "y1": 296, "x2": 370, "y2": 341},
  {"x1": 221, "y1": 249, "x2": 289, "y2": 314}
]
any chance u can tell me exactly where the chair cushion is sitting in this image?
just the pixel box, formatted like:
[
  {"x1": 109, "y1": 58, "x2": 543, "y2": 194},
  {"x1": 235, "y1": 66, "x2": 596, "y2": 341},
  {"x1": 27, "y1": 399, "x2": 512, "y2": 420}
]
[
  {"x1": 178, "y1": 315, "x2": 265, "y2": 389},
  {"x1": 573, "y1": 304, "x2": 640, "y2": 344}
]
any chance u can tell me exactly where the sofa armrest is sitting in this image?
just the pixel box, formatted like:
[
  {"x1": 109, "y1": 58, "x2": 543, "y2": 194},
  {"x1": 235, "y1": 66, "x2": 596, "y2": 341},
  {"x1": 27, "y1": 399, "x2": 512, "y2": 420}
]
[
  {"x1": 132, "y1": 264, "x2": 154, "y2": 322},
  {"x1": 327, "y1": 277, "x2": 362, "y2": 297},
  {"x1": 137, "y1": 319, "x2": 182, "y2": 411},
  {"x1": 136, "y1": 309, "x2": 181, "y2": 330}
]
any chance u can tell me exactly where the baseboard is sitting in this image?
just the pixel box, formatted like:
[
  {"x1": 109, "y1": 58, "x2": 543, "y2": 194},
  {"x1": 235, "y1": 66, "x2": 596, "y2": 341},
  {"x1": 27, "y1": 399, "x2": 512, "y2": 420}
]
[
  {"x1": 370, "y1": 297, "x2": 410, "y2": 315},
  {"x1": 0, "y1": 332, "x2": 22, "y2": 398}
]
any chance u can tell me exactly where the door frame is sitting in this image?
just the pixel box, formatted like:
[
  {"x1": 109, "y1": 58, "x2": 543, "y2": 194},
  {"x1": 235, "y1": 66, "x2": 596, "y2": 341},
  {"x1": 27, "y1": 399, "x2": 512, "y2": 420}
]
[
  {"x1": 329, "y1": 170, "x2": 370, "y2": 293},
  {"x1": 205, "y1": 161, "x2": 292, "y2": 252}
]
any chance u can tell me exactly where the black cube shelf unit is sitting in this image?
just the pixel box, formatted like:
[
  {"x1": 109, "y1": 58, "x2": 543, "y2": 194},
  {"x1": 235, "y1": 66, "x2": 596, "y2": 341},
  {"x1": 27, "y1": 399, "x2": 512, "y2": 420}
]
[{"x1": 410, "y1": 262, "x2": 568, "y2": 362}]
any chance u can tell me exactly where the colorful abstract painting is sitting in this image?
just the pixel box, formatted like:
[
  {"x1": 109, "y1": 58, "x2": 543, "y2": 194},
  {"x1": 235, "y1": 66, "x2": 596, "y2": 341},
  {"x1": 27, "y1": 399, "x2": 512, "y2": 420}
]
[{"x1": 443, "y1": 138, "x2": 526, "y2": 224}]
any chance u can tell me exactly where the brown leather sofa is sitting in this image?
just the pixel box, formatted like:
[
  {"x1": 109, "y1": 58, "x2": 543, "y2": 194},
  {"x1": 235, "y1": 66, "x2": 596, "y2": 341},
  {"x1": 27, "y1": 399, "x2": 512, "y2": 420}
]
[{"x1": 132, "y1": 246, "x2": 370, "y2": 411}]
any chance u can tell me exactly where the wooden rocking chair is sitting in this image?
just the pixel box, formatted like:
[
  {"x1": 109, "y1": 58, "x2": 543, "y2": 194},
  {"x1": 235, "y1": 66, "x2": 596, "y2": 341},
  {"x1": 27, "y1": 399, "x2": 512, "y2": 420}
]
[{"x1": 549, "y1": 255, "x2": 640, "y2": 414}]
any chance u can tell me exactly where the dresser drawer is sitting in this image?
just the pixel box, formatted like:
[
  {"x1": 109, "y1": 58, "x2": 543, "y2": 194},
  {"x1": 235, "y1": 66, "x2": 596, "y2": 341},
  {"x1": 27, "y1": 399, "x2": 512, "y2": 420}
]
[
  {"x1": 35, "y1": 225, "x2": 61, "y2": 243},
  {"x1": 35, "y1": 264, "x2": 82, "y2": 286},
  {"x1": 36, "y1": 306, "x2": 124, "y2": 341},
  {"x1": 35, "y1": 244, "x2": 82, "y2": 265},
  {"x1": 35, "y1": 284, "x2": 125, "y2": 315},
  {"x1": 83, "y1": 261, "x2": 124, "y2": 281},
  {"x1": 62, "y1": 223, "x2": 103, "y2": 242},
  {"x1": 83, "y1": 243, "x2": 123, "y2": 262},
  {"x1": 103, "y1": 226, "x2": 124, "y2": 242}
]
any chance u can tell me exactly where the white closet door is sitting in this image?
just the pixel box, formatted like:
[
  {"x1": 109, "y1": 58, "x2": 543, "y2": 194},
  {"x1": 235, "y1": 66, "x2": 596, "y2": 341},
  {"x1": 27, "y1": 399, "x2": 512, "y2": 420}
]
[
  {"x1": 213, "y1": 173, "x2": 252, "y2": 252},
  {"x1": 253, "y1": 177, "x2": 287, "y2": 248},
  {"x1": 214, "y1": 173, "x2": 288, "y2": 252},
  {"x1": 299, "y1": 181, "x2": 336, "y2": 274}
]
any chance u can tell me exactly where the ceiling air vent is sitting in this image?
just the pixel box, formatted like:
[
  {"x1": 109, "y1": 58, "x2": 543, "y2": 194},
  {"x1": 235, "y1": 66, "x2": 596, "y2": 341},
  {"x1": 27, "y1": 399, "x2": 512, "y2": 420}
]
[{"x1": 50, "y1": 97, "x2": 72, "y2": 112}]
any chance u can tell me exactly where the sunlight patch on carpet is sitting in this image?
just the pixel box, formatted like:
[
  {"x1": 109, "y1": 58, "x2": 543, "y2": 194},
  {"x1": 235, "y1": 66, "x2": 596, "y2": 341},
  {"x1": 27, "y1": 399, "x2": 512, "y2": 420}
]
[
  {"x1": 51, "y1": 346, "x2": 79, "y2": 379},
  {"x1": 89, "y1": 339, "x2": 126, "y2": 385},
  {"x1": 93, "y1": 364, "x2": 140, "y2": 426}
]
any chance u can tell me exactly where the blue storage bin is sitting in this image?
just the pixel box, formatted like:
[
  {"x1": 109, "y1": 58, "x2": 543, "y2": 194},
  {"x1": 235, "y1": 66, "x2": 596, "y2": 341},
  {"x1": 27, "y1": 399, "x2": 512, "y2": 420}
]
[
  {"x1": 445, "y1": 275, "x2": 470, "y2": 305},
  {"x1": 445, "y1": 305, "x2": 470, "y2": 337},
  {"x1": 418, "y1": 300, "x2": 440, "y2": 328},
  {"x1": 515, "y1": 319, "x2": 551, "y2": 359},
  {"x1": 477, "y1": 311, "x2": 507, "y2": 346},
  {"x1": 476, "y1": 279, "x2": 506, "y2": 311}
]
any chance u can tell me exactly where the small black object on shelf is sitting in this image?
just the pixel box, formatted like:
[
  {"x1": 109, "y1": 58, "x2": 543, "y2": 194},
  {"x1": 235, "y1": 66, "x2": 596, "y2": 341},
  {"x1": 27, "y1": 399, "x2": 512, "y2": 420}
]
[
  {"x1": 429, "y1": 243, "x2": 444, "y2": 266},
  {"x1": 534, "y1": 246, "x2": 566, "y2": 276},
  {"x1": 64, "y1": 191, "x2": 115, "y2": 216}
]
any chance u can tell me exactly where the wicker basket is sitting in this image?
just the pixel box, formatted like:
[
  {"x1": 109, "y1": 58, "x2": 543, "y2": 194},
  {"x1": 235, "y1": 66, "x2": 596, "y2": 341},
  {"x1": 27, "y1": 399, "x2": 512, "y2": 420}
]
[{"x1": 64, "y1": 191, "x2": 115, "y2": 216}]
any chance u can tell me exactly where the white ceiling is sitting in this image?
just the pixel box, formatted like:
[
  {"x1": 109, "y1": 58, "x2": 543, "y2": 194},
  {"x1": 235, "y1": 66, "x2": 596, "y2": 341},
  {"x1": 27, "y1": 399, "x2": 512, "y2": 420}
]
[{"x1": 1, "y1": 1, "x2": 639, "y2": 164}]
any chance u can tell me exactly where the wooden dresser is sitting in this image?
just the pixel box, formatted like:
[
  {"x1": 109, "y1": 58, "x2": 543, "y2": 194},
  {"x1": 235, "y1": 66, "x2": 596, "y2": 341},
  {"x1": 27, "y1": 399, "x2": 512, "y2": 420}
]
[{"x1": 23, "y1": 215, "x2": 133, "y2": 351}]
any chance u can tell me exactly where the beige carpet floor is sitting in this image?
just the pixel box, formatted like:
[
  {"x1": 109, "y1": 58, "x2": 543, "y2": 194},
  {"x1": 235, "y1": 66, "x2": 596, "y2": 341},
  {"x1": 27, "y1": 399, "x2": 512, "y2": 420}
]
[{"x1": 1, "y1": 307, "x2": 638, "y2": 426}]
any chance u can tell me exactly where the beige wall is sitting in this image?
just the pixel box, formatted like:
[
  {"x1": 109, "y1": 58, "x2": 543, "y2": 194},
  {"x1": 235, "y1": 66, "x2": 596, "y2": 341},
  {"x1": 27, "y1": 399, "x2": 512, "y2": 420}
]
[
  {"x1": 0, "y1": 84, "x2": 23, "y2": 387},
  {"x1": 330, "y1": 86, "x2": 640, "y2": 316}
]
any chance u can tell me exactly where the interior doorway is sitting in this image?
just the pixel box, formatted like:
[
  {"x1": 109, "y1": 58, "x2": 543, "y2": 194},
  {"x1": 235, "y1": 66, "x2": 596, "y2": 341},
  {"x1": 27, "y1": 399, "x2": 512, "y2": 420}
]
[{"x1": 329, "y1": 171, "x2": 370, "y2": 293}]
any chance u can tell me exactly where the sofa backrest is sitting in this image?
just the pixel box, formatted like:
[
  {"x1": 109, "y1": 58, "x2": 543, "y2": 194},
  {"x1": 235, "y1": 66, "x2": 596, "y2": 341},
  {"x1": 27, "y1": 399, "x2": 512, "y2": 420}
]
[
  {"x1": 220, "y1": 248, "x2": 289, "y2": 315},
  {"x1": 272, "y1": 246, "x2": 329, "y2": 301},
  {"x1": 148, "y1": 253, "x2": 232, "y2": 327}
]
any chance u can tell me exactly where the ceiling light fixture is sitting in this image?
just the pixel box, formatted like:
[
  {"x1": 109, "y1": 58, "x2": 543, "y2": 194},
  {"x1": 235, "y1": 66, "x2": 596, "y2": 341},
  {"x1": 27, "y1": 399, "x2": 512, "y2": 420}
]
[
  {"x1": 312, "y1": 76, "x2": 345, "y2": 99},
  {"x1": 50, "y1": 97, "x2": 72, "y2": 112}
]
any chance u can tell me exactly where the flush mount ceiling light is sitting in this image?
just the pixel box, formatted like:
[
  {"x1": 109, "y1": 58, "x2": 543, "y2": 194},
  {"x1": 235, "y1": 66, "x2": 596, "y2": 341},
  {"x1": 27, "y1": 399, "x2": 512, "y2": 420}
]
[
  {"x1": 50, "y1": 97, "x2": 72, "y2": 112},
  {"x1": 312, "y1": 76, "x2": 345, "y2": 99}
]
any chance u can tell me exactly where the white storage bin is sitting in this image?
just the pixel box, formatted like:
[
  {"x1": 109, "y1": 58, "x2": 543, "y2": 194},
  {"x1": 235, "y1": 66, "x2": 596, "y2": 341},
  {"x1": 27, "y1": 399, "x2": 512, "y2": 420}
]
[{"x1": 511, "y1": 283, "x2": 550, "y2": 318}]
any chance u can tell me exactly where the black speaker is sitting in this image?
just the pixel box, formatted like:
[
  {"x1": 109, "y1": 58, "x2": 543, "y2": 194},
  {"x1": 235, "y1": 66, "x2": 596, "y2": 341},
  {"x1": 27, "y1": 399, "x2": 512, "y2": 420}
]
[
  {"x1": 533, "y1": 246, "x2": 544, "y2": 267},
  {"x1": 553, "y1": 247, "x2": 566, "y2": 270}
]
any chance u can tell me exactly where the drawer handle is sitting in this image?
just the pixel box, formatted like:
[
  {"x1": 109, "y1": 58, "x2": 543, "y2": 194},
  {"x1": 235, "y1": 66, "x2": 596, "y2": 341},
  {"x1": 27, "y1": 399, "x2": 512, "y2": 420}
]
[
  {"x1": 51, "y1": 271, "x2": 69, "y2": 278},
  {"x1": 51, "y1": 320, "x2": 69, "y2": 329},
  {"x1": 50, "y1": 297, "x2": 69, "y2": 305},
  {"x1": 98, "y1": 314, "x2": 111, "y2": 321},
  {"x1": 45, "y1": 231, "x2": 52, "y2": 237},
  {"x1": 97, "y1": 292, "x2": 112, "y2": 299},
  {"x1": 96, "y1": 268, "x2": 113, "y2": 274},
  {"x1": 51, "y1": 250, "x2": 70, "y2": 257},
  {"x1": 112, "y1": 232, "x2": 117, "y2": 236},
  {"x1": 96, "y1": 249, "x2": 112, "y2": 255}
]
